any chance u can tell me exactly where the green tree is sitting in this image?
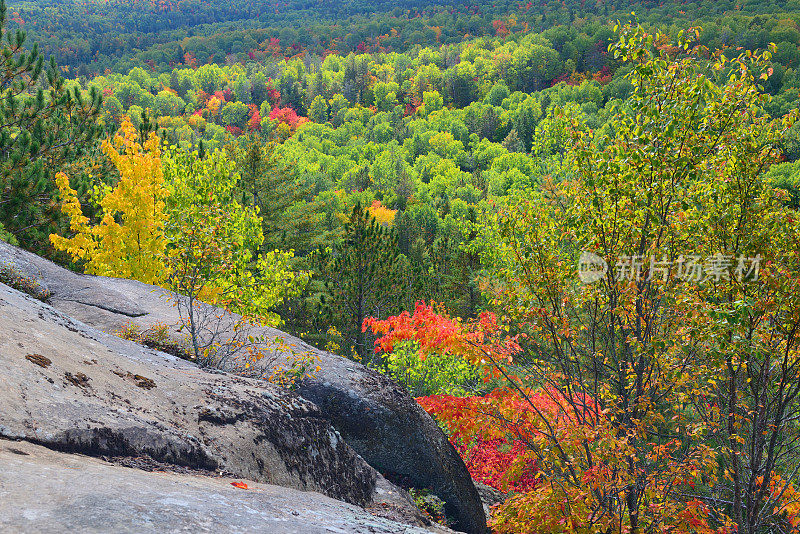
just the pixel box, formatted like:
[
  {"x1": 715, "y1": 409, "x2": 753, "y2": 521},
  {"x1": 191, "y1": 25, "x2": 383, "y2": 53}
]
[
  {"x1": 485, "y1": 82, "x2": 510, "y2": 107},
  {"x1": 194, "y1": 64, "x2": 225, "y2": 94},
  {"x1": 250, "y1": 71, "x2": 270, "y2": 106},
  {"x1": 763, "y1": 160, "x2": 800, "y2": 209},
  {"x1": 373, "y1": 81, "x2": 400, "y2": 112},
  {"x1": 328, "y1": 94, "x2": 349, "y2": 127},
  {"x1": 232, "y1": 74, "x2": 252, "y2": 104},
  {"x1": 501, "y1": 128, "x2": 525, "y2": 153},
  {"x1": 220, "y1": 101, "x2": 249, "y2": 129},
  {"x1": 115, "y1": 80, "x2": 152, "y2": 109},
  {"x1": 232, "y1": 134, "x2": 322, "y2": 253},
  {"x1": 162, "y1": 147, "x2": 308, "y2": 365},
  {"x1": 512, "y1": 96, "x2": 542, "y2": 152},
  {"x1": 443, "y1": 61, "x2": 478, "y2": 108},
  {"x1": 420, "y1": 90, "x2": 443, "y2": 116},
  {"x1": 308, "y1": 94, "x2": 329, "y2": 124},
  {"x1": 153, "y1": 89, "x2": 186, "y2": 117},
  {"x1": 316, "y1": 201, "x2": 409, "y2": 362},
  {"x1": 0, "y1": 0, "x2": 102, "y2": 250},
  {"x1": 102, "y1": 95, "x2": 123, "y2": 124}
]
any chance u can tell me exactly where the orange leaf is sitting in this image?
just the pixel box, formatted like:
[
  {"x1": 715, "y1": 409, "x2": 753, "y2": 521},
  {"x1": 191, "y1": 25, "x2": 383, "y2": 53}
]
[{"x1": 231, "y1": 481, "x2": 249, "y2": 489}]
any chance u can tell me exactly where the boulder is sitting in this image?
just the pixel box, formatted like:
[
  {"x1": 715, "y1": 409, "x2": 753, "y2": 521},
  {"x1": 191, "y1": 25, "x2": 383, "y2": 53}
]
[
  {"x1": 0, "y1": 240, "x2": 488, "y2": 534},
  {"x1": 474, "y1": 482, "x2": 506, "y2": 521},
  {"x1": 0, "y1": 439, "x2": 452, "y2": 534},
  {"x1": 294, "y1": 350, "x2": 489, "y2": 534}
]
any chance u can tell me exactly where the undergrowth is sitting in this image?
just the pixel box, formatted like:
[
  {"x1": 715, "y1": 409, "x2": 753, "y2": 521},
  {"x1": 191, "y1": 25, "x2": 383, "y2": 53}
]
[
  {"x1": 115, "y1": 322, "x2": 193, "y2": 360},
  {"x1": 0, "y1": 263, "x2": 51, "y2": 301}
]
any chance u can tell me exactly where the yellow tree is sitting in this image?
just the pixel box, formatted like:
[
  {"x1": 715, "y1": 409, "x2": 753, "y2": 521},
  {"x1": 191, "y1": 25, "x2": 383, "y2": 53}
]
[
  {"x1": 52, "y1": 124, "x2": 310, "y2": 379},
  {"x1": 50, "y1": 118, "x2": 168, "y2": 284}
]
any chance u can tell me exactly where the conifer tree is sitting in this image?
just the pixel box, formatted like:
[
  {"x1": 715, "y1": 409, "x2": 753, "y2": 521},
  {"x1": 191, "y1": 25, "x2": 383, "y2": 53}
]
[
  {"x1": 0, "y1": 0, "x2": 102, "y2": 250},
  {"x1": 231, "y1": 134, "x2": 322, "y2": 254},
  {"x1": 315, "y1": 202, "x2": 409, "y2": 362},
  {"x1": 501, "y1": 128, "x2": 525, "y2": 153}
]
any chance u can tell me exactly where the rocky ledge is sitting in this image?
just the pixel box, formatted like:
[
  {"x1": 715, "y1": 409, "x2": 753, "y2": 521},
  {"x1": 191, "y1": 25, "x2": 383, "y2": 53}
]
[
  {"x1": 0, "y1": 240, "x2": 486, "y2": 533},
  {"x1": 0, "y1": 440, "x2": 448, "y2": 534}
]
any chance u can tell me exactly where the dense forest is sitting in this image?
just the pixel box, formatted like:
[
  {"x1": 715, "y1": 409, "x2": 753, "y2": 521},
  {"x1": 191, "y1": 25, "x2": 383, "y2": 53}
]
[
  {"x1": 9, "y1": 0, "x2": 800, "y2": 74},
  {"x1": 3, "y1": 0, "x2": 800, "y2": 529}
]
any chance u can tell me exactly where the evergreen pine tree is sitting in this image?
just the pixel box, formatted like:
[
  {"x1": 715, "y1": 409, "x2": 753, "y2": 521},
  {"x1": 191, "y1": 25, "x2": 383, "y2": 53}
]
[
  {"x1": 502, "y1": 128, "x2": 525, "y2": 153},
  {"x1": 231, "y1": 134, "x2": 323, "y2": 254},
  {"x1": 0, "y1": 0, "x2": 102, "y2": 251},
  {"x1": 315, "y1": 202, "x2": 409, "y2": 363}
]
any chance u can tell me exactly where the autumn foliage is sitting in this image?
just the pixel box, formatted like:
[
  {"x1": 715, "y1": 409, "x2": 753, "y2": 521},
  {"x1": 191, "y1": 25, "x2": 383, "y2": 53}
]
[
  {"x1": 50, "y1": 118, "x2": 168, "y2": 284},
  {"x1": 50, "y1": 120, "x2": 310, "y2": 384},
  {"x1": 364, "y1": 301, "x2": 519, "y2": 371},
  {"x1": 416, "y1": 392, "x2": 539, "y2": 493},
  {"x1": 268, "y1": 106, "x2": 307, "y2": 130},
  {"x1": 247, "y1": 104, "x2": 261, "y2": 131},
  {"x1": 367, "y1": 302, "x2": 726, "y2": 533},
  {"x1": 366, "y1": 200, "x2": 397, "y2": 227}
]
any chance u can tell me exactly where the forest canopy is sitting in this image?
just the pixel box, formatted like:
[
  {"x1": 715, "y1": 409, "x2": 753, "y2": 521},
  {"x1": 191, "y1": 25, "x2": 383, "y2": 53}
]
[{"x1": 3, "y1": 0, "x2": 800, "y2": 531}]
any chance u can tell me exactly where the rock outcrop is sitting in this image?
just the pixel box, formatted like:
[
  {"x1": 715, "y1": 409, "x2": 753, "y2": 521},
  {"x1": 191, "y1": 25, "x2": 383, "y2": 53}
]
[
  {"x1": 0, "y1": 240, "x2": 487, "y2": 533},
  {"x1": 0, "y1": 439, "x2": 449, "y2": 534},
  {"x1": 295, "y1": 351, "x2": 489, "y2": 534},
  {"x1": 0, "y1": 279, "x2": 377, "y2": 505}
]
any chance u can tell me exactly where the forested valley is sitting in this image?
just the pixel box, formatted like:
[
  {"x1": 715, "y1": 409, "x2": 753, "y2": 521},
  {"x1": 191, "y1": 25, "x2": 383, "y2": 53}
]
[{"x1": 3, "y1": 0, "x2": 800, "y2": 530}]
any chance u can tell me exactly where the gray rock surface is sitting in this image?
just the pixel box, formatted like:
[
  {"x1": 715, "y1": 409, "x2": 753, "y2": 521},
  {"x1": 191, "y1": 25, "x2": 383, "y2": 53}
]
[
  {"x1": 0, "y1": 281, "x2": 378, "y2": 506},
  {"x1": 0, "y1": 439, "x2": 448, "y2": 534},
  {"x1": 0, "y1": 240, "x2": 487, "y2": 534},
  {"x1": 474, "y1": 482, "x2": 506, "y2": 520},
  {"x1": 295, "y1": 354, "x2": 488, "y2": 534}
]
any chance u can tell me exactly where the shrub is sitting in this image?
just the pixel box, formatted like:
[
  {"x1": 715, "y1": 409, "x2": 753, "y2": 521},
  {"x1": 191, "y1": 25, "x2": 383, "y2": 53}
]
[
  {"x1": 114, "y1": 321, "x2": 319, "y2": 389},
  {"x1": 384, "y1": 339, "x2": 480, "y2": 397},
  {"x1": 0, "y1": 263, "x2": 51, "y2": 301},
  {"x1": 409, "y1": 488, "x2": 448, "y2": 525},
  {"x1": 114, "y1": 322, "x2": 191, "y2": 360}
]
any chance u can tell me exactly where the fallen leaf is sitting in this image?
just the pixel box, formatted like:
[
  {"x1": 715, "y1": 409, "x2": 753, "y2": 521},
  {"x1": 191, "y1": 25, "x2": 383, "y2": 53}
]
[{"x1": 231, "y1": 481, "x2": 248, "y2": 489}]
